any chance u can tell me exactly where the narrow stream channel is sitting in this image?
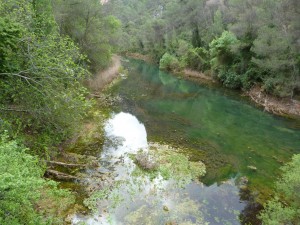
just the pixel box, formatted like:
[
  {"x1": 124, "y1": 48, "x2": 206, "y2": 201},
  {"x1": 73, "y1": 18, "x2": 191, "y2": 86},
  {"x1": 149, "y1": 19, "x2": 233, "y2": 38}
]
[{"x1": 72, "y1": 58, "x2": 300, "y2": 225}]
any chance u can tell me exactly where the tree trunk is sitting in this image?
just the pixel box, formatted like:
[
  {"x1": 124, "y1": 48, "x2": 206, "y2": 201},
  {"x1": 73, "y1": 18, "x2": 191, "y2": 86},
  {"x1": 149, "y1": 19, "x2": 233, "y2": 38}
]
[
  {"x1": 47, "y1": 160, "x2": 86, "y2": 168},
  {"x1": 45, "y1": 169, "x2": 78, "y2": 181}
]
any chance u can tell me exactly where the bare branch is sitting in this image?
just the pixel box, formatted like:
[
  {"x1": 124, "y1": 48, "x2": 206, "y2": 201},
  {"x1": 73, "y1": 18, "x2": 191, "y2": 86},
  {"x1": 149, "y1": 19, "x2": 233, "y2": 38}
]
[{"x1": 0, "y1": 107, "x2": 30, "y2": 113}]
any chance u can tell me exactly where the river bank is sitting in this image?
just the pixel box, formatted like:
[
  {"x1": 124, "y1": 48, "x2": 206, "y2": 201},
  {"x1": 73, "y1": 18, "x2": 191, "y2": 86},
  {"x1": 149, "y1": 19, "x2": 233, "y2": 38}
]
[
  {"x1": 45, "y1": 55, "x2": 123, "y2": 223},
  {"x1": 246, "y1": 85, "x2": 300, "y2": 118},
  {"x1": 182, "y1": 70, "x2": 300, "y2": 118},
  {"x1": 87, "y1": 55, "x2": 122, "y2": 92},
  {"x1": 125, "y1": 52, "x2": 154, "y2": 63}
]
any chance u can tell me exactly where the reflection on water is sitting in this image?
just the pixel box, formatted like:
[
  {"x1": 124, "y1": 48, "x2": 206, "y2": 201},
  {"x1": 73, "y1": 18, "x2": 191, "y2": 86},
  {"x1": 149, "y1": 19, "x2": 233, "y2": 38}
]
[
  {"x1": 73, "y1": 112, "x2": 247, "y2": 225},
  {"x1": 104, "y1": 112, "x2": 148, "y2": 157}
]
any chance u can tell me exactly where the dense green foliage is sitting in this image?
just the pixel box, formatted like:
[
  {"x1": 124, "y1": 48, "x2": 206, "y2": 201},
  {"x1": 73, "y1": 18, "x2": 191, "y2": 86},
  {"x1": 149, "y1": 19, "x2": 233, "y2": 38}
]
[
  {"x1": 0, "y1": 134, "x2": 74, "y2": 224},
  {"x1": 0, "y1": 0, "x2": 92, "y2": 151},
  {"x1": 259, "y1": 154, "x2": 300, "y2": 224},
  {"x1": 0, "y1": 0, "x2": 120, "y2": 150},
  {"x1": 106, "y1": 0, "x2": 300, "y2": 97},
  {"x1": 52, "y1": 0, "x2": 121, "y2": 72},
  {"x1": 0, "y1": 0, "x2": 117, "y2": 223},
  {"x1": 159, "y1": 52, "x2": 180, "y2": 71}
]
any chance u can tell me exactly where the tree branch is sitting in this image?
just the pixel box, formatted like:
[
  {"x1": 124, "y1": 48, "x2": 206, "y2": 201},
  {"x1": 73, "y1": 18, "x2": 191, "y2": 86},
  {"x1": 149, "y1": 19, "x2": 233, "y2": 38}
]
[{"x1": 0, "y1": 107, "x2": 30, "y2": 113}]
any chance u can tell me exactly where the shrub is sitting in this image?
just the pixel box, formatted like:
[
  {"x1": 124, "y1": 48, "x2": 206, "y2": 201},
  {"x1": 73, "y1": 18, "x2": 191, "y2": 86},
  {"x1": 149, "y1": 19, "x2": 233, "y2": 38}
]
[
  {"x1": 259, "y1": 198, "x2": 296, "y2": 225},
  {"x1": 218, "y1": 70, "x2": 242, "y2": 89},
  {"x1": 209, "y1": 31, "x2": 239, "y2": 70},
  {"x1": 259, "y1": 154, "x2": 300, "y2": 224},
  {"x1": 262, "y1": 76, "x2": 295, "y2": 98},
  {"x1": 240, "y1": 68, "x2": 260, "y2": 90},
  {"x1": 159, "y1": 53, "x2": 180, "y2": 71},
  {"x1": 185, "y1": 47, "x2": 209, "y2": 71},
  {"x1": 0, "y1": 133, "x2": 74, "y2": 225}
]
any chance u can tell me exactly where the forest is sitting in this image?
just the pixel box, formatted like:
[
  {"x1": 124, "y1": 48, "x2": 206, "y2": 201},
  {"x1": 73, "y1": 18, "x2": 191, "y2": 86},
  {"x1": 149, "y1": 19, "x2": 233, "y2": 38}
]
[
  {"x1": 106, "y1": 0, "x2": 300, "y2": 98},
  {"x1": 0, "y1": 0, "x2": 299, "y2": 224}
]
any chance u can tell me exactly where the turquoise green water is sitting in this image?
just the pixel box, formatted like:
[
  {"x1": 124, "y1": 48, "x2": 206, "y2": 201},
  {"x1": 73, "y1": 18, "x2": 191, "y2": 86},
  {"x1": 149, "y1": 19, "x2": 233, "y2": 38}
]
[
  {"x1": 112, "y1": 59, "x2": 300, "y2": 196},
  {"x1": 72, "y1": 59, "x2": 300, "y2": 225}
]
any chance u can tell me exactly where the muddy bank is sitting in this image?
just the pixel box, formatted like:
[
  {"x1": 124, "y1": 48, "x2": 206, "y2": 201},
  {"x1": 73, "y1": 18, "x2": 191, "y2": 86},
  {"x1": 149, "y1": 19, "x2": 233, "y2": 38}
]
[
  {"x1": 182, "y1": 69, "x2": 215, "y2": 83},
  {"x1": 87, "y1": 55, "x2": 121, "y2": 91},
  {"x1": 125, "y1": 52, "x2": 154, "y2": 63},
  {"x1": 246, "y1": 85, "x2": 300, "y2": 118}
]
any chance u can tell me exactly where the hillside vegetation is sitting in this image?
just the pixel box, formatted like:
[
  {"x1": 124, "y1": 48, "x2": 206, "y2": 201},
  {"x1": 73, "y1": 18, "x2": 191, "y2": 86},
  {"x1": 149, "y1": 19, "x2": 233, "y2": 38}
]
[
  {"x1": 106, "y1": 0, "x2": 300, "y2": 98},
  {"x1": 0, "y1": 0, "x2": 119, "y2": 223}
]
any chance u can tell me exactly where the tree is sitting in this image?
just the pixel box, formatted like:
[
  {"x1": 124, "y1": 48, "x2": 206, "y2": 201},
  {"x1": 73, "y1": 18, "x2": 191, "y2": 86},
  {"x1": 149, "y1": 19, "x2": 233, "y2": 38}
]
[
  {"x1": 105, "y1": 0, "x2": 300, "y2": 98},
  {"x1": 250, "y1": 0, "x2": 300, "y2": 97},
  {"x1": 252, "y1": 25, "x2": 299, "y2": 97},
  {"x1": 52, "y1": 0, "x2": 121, "y2": 72},
  {"x1": 209, "y1": 31, "x2": 243, "y2": 88},
  {"x1": 227, "y1": 0, "x2": 262, "y2": 39},
  {"x1": 159, "y1": 52, "x2": 180, "y2": 71},
  {"x1": 209, "y1": 31, "x2": 239, "y2": 70},
  {"x1": 0, "y1": 0, "x2": 91, "y2": 151}
]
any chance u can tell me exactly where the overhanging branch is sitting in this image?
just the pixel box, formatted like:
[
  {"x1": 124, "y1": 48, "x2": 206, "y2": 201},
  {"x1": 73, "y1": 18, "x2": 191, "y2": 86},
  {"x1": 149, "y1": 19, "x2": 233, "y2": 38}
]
[{"x1": 0, "y1": 107, "x2": 30, "y2": 113}]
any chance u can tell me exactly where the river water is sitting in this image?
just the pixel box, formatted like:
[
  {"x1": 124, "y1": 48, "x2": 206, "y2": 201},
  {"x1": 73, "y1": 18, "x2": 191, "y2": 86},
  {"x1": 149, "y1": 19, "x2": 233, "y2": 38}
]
[{"x1": 73, "y1": 59, "x2": 300, "y2": 225}]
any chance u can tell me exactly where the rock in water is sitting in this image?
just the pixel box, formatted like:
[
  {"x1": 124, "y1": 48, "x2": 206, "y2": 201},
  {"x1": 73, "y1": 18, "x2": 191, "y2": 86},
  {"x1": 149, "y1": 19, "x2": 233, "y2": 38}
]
[{"x1": 163, "y1": 205, "x2": 169, "y2": 212}]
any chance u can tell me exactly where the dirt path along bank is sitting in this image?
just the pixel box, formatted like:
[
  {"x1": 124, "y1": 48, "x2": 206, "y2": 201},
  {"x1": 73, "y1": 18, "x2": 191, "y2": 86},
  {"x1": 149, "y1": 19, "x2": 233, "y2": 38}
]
[{"x1": 88, "y1": 55, "x2": 121, "y2": 91}]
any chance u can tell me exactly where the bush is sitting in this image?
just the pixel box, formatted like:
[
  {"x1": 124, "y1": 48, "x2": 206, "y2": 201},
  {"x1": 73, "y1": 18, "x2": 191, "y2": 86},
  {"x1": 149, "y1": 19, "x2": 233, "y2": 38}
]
[
  {"x1": 218, "y1": 70, "x2": 242, "y2": 89},
  {"x1": 259, "y1": 198, "x2": 296, "y2": 225},
  {"x1": 259, "y1": 154, "x2": 300, "y2": 224},
  {"x1": 240, "y1": 68, "x2": 260, "y2": 90},
  {"x1": 159, "y1": 52, "x2": 180, "y2": 71},
  {"x1": 209, "y1": 31, "x2": 245, "y2": 90},
  {"x1": 0, "y1": 133, "x2": 74, "y2": 225},
  {"x1": 0, "y1": 1, "x2": 92, "y2": 152},
  {"x1": 209, "y1": 31, "x2": 239, "y2": 70},
  {"x1": 262, "y1": 76, "x2": 295, "y2": 98},
  {"x1": 185, "y1": 47, "x2": 209, "y2": 71}
]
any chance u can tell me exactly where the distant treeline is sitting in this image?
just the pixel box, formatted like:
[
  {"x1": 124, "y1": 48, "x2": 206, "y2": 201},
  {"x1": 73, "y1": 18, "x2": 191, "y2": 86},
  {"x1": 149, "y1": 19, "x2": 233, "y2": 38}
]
[{"x1": 105, "y1": 0, "x2": 300, "y2": 98}]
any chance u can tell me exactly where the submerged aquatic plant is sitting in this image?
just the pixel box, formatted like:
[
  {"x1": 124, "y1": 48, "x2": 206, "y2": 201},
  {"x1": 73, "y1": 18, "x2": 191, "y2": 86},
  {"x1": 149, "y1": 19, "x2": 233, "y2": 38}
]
[
  {"x1": 81, "y1": 142, "x2": 207, "y2": 224},
  {"x1": 148, "y1": 142, "x2": 206, "y2": 186}
]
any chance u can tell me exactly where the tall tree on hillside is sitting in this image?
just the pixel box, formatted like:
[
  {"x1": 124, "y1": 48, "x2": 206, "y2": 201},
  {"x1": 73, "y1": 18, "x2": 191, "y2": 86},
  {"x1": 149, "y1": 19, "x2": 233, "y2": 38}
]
[
  {"x1": 52, "y1": 0, "x2": 120, "y2": 72},
  {"x1": 251, "y1": 0, "x2": 300, "y2": 97}
]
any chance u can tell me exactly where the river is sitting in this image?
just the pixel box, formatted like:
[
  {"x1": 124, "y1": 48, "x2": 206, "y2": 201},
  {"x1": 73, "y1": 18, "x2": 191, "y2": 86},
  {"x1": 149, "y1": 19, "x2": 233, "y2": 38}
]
[{"x1": 72, "y1": 58, "x2": 300, "y2": 225}]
